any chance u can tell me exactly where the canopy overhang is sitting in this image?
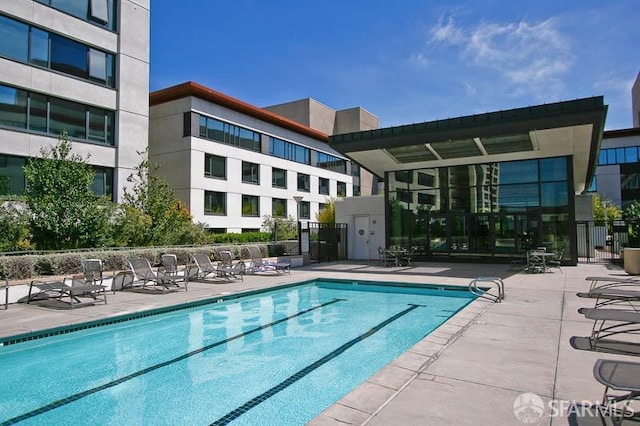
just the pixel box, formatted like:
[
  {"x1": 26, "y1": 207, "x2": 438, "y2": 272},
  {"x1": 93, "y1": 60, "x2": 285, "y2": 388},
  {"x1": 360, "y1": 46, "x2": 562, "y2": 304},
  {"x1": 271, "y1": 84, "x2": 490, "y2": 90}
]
[{"x1": 329, "y1": 97, "x2": 607, "y2": 194}]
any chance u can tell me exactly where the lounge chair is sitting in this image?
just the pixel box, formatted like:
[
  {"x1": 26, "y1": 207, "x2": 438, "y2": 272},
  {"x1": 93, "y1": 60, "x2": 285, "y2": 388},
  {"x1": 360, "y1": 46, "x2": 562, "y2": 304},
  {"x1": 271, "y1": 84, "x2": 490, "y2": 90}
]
[
  {"x1": 577, "y1": 288, "x2": 640, "y2": 309},
  {"x1": 218, "y1": 250, "x2": 244, "y2": 281},
  {"x1": 190, "y1": 253, "x2": 230, "y2": 282},
  {"x1": 26, "y1": 279, "x2": 107, "y2": 309},
  {"x1": 244, "y1": 246, "x2": 290, "y2": 275},
  {"x1": 161, "y1": 254, "x2": 195, "y2": 283},
  {"x1": 81, "y1": 258, "x2": 104, "y2": 285},
  {"x1": 127, "y1": 257, "x2": 187, "y2": 292},
  {"x1": 586, "y1": 276, "x2": 640, "y2": 291},
  {"x1": 578, "y1": 307, "x2": 640, "y2": 345}
]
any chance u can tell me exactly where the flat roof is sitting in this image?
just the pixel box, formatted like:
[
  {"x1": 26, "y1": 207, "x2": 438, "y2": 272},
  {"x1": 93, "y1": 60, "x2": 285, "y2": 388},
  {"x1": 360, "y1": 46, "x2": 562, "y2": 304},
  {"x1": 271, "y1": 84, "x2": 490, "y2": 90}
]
[
  {"x1": 150, "y1": 81, "x2": 330, "y2": 143},
  {"x1": 329, "y1": 97, "x2": 608, "y2": 193}
]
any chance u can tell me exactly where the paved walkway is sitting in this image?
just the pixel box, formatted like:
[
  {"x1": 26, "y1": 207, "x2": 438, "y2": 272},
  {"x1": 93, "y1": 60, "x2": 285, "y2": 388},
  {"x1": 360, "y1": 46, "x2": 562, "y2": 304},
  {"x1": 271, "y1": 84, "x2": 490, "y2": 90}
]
[{"x1": 0, "y1": 261, "x2": 635, "y2": 425}]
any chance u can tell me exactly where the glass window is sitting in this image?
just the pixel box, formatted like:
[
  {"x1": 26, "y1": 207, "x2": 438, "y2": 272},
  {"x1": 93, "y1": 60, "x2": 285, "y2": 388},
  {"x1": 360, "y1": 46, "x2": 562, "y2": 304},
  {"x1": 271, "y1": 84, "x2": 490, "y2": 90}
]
[
  {"x1": 540, "y1": 157, "x2": 567, "y2": 182},
  {"x1": 0, "y1": 85, "x2": 28, "y2": 128},
  {"x1": 242, "y1": 195, "x2": 259, "y2": 217},
  {"x1": 49, "y1": 97, "x2": 86, "y2": 139},
  {"x1": 318, "y1": 202, "x2": 326, "y2": 212},
  {"x1": 91, "y1": 166, "x2": 113, "y2": 199},
  {"x1": 242, "y1": 161, "x2": 259, "y2": 184},
  {"x1": 87, "y1": 106, "x2": 107, "y2": 143},
  {"x1": 90, "y1": 0, "x2": 109, "y2": 23},
  {"x1": 300, "y1": 201, "x2": 310, "y2": 219},
  {"x1": 272, "y1": 198, "x2": 287, "y2": 217},
  {"x1": 317, "y1": 152, "x2": 346, "y2": 173},
  {"x1": 319, "y1": 177, "x2": 330, "y2": 195},
  {"x1": 205, "y1": 154, "x2": 226, "y2": 179},
  {"x1": 598, "y1": 150, "x2": 607, "y2": 166},
  {"x1": 497, "y1": 183, "x2": 539, "y2": 211},
  {"x1": 297, "y1": 173, "x2": 310, "y2": 192},
  {"x1": 626, "y1": 147, "x2": 638, "y2": 163},
  {"x1": 586, "y1": 176, "x2": 597, "y2": 192},
  {"x1": 29, "y1": 93, "x2": 48, "y2": 132},
  {"x1": 88, "y1": 49, "x2": 106, "y2": 81},
  {"x1": 50, "y1": 34, "x2": 88, "y2": 79},
  {"x1": 498, "y1": 160, "x2": 538, "y2": 184},
  {"x1": 0, "y1": 15, "x2": 29, "y2": 62},
  {"x1": 607, "y1": 149, "x2": 616, "y2": 165},
  {"x1": 29, "y1": 27, "x2": 49, "y2": 67},
  {"x1": 204, "y1": 191, "x2": 226, "y2": 215},
  {"x1": 272, "y1": 168, "x2": 287, "y2": 188},
  {"x1": 417, "y1": 171, "x2": 435, "y2": 188},
  {"x1": 541, "y1": 182, "x2": 568, "y2": 207},
  {"x1": 269, "y1": 137, "x2": 310, "y2": 165},
  {"x1": 616, "y1": 148, "x2": 625, "y2": 164},
  {"x1": 0, "y1": 154, "x2": 27, "y2": 195},
  {"x1": 337, "y1": 181, "x2": 347, "y2": 197},
  {"x1": 51, "y1": 0, "x2": 89, "y2": 20}
]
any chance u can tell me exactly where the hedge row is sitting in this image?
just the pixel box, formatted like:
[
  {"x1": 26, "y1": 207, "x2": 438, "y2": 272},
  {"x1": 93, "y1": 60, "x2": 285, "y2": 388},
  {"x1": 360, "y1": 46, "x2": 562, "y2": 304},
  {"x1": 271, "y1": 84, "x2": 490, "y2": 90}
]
[{"x1": 0, "y1": 244, "x2": 271, "y2": 280}]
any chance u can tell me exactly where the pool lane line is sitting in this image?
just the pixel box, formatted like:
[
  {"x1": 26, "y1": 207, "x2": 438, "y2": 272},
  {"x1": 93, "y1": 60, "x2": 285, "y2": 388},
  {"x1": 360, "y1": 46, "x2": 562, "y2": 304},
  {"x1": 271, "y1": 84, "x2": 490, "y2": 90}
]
[
  {"x1": 0, "y1": 298, "x2": 345, "y2": 426},
  {"x1": 211, "y1": 303, "x2": 423, "y2": 426}
]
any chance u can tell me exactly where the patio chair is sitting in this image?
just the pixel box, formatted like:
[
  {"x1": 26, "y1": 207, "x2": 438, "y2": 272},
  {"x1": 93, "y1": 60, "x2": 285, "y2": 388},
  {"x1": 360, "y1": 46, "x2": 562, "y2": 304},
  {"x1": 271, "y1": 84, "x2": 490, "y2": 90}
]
[
  {"x1": 190, "y1": 253, "x2": 229, "y2": 282},
  {"x1": 127, "y1": 257, "x2": 187, "y2": 292},
  {"x1": 26, "y1": 279, "x2": 107, "y2": 309},
  {"x1": 578, "y1": 307, "x2": 640, "y2": 346},
  {"x1": 577, "y1": 288, "x2": 640, "y2": 309},
  {"x1": 245, "y1": 246, "x2": 290, "y2": 274},
  {"x1": 218, "y1": 250, "x2": 244, "y2": 281},
  {"x1": 161, "y1": 254, "x2": 191, "y2": 283},
  {"x1": 586, "y1": 276, "x2": 640, "y2": 291},
  {"x1": 81, "y1": 259, "x2": 104, "y2": 285}
]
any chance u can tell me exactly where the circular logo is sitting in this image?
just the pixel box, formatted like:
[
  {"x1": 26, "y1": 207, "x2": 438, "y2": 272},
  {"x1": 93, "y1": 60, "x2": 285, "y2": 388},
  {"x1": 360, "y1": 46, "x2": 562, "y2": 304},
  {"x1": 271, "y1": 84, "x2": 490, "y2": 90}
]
[
  {"x1": 513, "y1": 393, "x2": 545, "y2": 423},
  {"x1": 358, "y1": 229, "x2": 365, "y2": 235}
]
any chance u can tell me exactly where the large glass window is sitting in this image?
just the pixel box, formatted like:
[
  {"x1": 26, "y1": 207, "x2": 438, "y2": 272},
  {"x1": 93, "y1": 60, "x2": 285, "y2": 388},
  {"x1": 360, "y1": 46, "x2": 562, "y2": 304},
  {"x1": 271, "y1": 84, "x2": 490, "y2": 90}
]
[
  {"x1": 205, "y1": 154, "x2": 226, "y2": 179},
  {"x1": 0, "y1": 155, "x2": 27, "y2": 195},
  {"x1": 300, "y1": 201, "x2": 310, "y2": 219},
  {"x1": 0, "y1": 15, "x2": 116, "y2": 87},
  {"x1": 38, "y1": 0, "x2": 117, "y2": 31},
  {"x1": 297, "y1": 173, "x2": 310, "y2": 192},
  {"x1": 49, "y1": 97, "x2": 86, "y2": 139},
  {"x1": 319, "y1": 177, "x2": 329, "y2": 195},
  {"x1": 272, "y1": 198, "x2": 287, "y2": 217},
  {"x1": 90, "y1": 166, "x2": 113, "y2": 199},
  {"x1": 198, "y1": 115, "x2": 261, "y2": 152},
  {"x1": 316, "y1": 152, "x2": 347, "y2": 174},
  {"x1": 269, "y1": 137, "x2": 310, "y2": 165},
  {"x1": 242, "y1": 195, "x2": 259, "y2": 217},
  {"x1": 242, "y1": 161, "x2": 259, "y2": 184},
  {"x1": 337, "y1": 181, "x2": 347, "y2": 197},
  {"x1": 272, "y1": 167, "x2": 287, "y2": 188},
  {"x1": 0, "y1": 85, "x2": 27, "y2": 128},
  {"x1": 0, "y1": 83, "x2": 115, "y2": 145},
  {"x1": 204, "y1": 191, "x2": 226, "y2": 215},
  {"x1": 0, "y1": 16, "x2": 29, "y2": 62},
  {"x1": 498, "y1": 160, "x2": 539, "y2": 184}
]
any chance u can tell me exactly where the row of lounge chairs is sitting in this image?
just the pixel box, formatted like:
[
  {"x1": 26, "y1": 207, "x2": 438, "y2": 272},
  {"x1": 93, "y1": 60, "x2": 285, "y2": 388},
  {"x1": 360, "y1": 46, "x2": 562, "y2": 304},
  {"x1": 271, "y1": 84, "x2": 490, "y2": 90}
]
[
  {"x1": 23, "y1": 248, "x2": 292, "y2": 308},
  {"x1": 569, "y1": 274, "x2": 640, "y2": 424}
]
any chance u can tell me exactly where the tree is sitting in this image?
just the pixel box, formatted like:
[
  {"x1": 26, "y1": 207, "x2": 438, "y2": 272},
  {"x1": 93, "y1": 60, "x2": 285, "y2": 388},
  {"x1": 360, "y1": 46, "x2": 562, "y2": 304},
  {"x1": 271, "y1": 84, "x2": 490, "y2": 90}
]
[
  {"x1": 262, "y1": 214, "x2": 297, "y2": 241},
  {"x1": 624, "y1": 200, "x2": 640, "y2": 247},
  {"x1": 0, "y1": 201, "x2": 33, "y2": 252},
  {"x1": 23, "y1": 132, "x2": 114, "y2": 250},
  {"x1": 120, "y1": 149, "x2": 202, "y2": 245},
  {"x1": 316, "y1": 198, "x2": 336, "y2": 224},
  {"x1": 592, "y1": 194, "x2": 622, "y2": 222}
]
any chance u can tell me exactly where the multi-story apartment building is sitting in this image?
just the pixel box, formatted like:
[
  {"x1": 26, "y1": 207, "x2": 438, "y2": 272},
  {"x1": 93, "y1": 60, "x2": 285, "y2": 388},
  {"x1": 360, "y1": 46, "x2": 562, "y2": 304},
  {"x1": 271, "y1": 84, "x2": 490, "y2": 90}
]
[
  {"x1": 0, "y1": 0, "x2": 149, "y2": 201},
  {"x1": 149, "y1": 82, "x2": 355, "y2": 233}
]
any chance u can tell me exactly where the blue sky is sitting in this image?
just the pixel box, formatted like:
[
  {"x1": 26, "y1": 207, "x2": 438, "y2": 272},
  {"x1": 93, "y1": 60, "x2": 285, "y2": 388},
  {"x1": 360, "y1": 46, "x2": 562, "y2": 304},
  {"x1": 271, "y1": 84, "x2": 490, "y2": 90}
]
[{"x1": 150, "y1": 1, "x2": 639, "y2": 130}]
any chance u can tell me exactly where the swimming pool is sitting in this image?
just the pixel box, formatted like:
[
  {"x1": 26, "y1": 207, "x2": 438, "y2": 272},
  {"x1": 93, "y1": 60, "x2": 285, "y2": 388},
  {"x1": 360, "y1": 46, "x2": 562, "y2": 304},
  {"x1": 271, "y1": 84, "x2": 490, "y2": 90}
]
[{"x1": 0, "y1": 279, "x2": 475, "y2": 425}]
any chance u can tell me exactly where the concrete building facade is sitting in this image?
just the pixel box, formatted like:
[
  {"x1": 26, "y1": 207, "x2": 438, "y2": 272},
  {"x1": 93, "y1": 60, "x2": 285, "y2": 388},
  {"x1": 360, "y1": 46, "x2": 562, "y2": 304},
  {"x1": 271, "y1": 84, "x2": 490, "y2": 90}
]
[
  {"x1": 0, "y1": 0, "x2": 150, "y2": 201},
  {"x1": 149, "y1": 82, "x2": 354, "y2": 233},
  {"x1": 592, "y1": 127, "x2": 640, "y2": 208},
  {"x1": 264, "y1": 98, "x2": 381, "y2": 197}
]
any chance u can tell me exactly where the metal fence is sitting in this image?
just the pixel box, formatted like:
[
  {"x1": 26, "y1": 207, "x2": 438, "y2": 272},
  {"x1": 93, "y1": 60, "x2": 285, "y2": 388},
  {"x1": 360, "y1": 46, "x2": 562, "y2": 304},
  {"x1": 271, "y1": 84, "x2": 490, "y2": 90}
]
[
  {"x1": 299, "y1": 222, "x2": 348, "y2": 263},
  {"x1": 576, "y1": 220, "x2": 629, "y2": 264}
]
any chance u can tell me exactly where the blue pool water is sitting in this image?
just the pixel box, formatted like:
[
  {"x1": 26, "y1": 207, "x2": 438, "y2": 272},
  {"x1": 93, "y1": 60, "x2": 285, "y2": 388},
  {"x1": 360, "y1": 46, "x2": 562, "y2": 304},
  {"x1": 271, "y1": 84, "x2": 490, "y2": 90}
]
[{"x1": 0, "y1": 280, "x2": 475, "y2": 425}]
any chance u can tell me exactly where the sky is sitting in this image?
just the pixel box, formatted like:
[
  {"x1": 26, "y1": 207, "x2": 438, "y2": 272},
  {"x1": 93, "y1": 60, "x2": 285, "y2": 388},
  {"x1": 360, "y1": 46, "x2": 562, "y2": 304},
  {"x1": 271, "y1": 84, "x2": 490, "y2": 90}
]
[{"x1": 150, "y1": 1, "x2": 640, "y2": 131}]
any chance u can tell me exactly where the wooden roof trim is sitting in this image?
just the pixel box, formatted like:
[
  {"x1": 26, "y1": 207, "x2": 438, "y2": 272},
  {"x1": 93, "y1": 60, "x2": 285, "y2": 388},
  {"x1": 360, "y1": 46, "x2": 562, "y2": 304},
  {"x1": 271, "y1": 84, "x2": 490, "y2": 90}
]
[{"x1": 150, "y1": 81, "x2": 329, "y2": 142}]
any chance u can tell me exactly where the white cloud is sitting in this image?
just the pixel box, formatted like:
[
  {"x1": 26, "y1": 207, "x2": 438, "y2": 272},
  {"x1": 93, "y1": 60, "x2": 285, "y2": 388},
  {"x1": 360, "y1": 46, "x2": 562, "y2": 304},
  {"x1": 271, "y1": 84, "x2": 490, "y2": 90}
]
[{"x1": 422, "y1": 15, "x2": 573, "y2": 99}]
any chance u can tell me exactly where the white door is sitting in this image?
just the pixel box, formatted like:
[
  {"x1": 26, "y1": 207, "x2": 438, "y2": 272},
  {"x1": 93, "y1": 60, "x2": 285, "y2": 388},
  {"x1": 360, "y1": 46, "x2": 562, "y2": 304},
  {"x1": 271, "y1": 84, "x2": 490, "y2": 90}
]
[{"x1": 354, "y1": 216, "x2": 370, "y2": 260}]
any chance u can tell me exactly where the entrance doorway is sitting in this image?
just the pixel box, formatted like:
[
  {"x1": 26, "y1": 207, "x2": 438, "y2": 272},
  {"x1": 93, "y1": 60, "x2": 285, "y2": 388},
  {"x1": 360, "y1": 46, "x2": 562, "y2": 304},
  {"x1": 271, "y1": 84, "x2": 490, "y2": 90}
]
[{"x1": 354, "y1": 216, "x2": 370, "y2": 260}]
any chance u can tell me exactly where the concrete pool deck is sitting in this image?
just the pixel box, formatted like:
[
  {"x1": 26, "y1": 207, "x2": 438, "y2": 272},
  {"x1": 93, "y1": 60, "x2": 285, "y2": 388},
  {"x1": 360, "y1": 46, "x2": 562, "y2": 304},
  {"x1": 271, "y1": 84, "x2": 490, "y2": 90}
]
[{"x1": 0, "y1": 261, "x2": 636, "y2": 425}]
